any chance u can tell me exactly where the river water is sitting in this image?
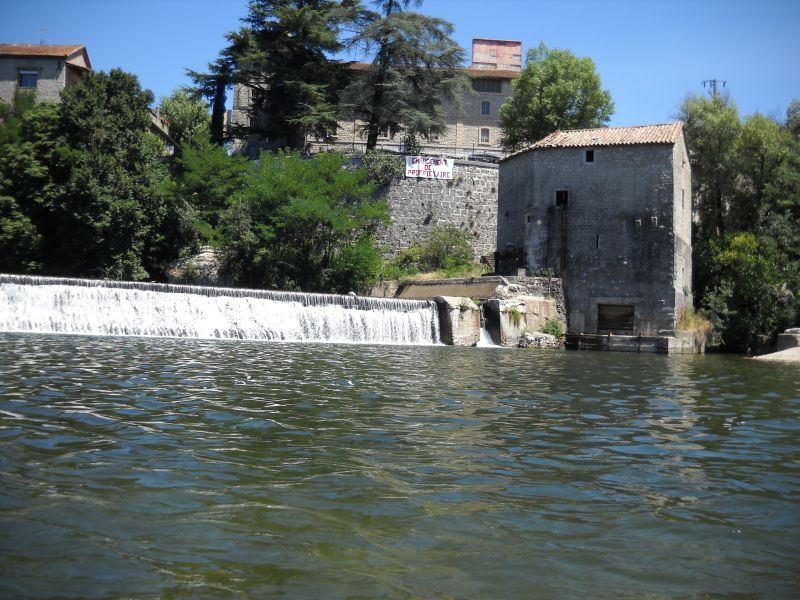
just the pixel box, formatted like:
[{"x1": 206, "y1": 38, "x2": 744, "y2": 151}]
[{"x1": 1, "y1": 333, "x2": 798, "y2": 598}]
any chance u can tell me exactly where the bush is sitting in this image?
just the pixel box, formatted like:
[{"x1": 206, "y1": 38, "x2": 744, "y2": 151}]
[
  {"x1": 380, "y1": 226, "x2": 477, "y2": 280},
  {"x1": 542, "y1": 319, "x2": 564, "y2": 337},
  {"x1": 362, "y1": 150, "x2": 404, "y2": 187},
  {"x1": 420, "y1": 226, "x2": 473, "y2": 271}
]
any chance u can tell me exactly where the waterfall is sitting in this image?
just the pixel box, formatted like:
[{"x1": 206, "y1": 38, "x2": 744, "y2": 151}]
[
  {"x1": 476, "y1": 303, "x2": 500, "y2": 347},
  {"x1": 0, "y1": 274, "x2": 440, "y2": 345}
]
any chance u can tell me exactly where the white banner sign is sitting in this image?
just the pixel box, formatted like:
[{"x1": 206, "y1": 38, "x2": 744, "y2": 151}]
[{"x1": 405, "y1": 156, "x2": 454, "y2": 180}]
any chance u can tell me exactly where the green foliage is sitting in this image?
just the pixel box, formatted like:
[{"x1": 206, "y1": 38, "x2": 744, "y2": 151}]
[
  {"x1": 382, "y1": 225, "x2": 477, "y2": 279},
  {"x1": 420, "y1": 226, "x2": 472, "y2": 271},
  {"x1": 362, "y1": 150, "x2": 404, "y2": 186},
  {"x1": 0, "y1": 69, "x2": 175, "y2": 280},
  {"x1": 679, "y1": 93, "x2": 800, "y2": 352},
  {"x1": 341, "y1": 0, "x2": 467, "y2": 150},
  {"x1": 499, "y1": 43, "x2": 614, "y2": 151},
  {"x1": 702, "y1": 233, "x2": 795, "y2": 352},
  {"x1": 542, "y1": 319, "x2": 564, "y2": 337},
  {"x1": 0, "y1": 89, "x2": 37, "y2": 146},
  {"x1": 172, "y1": 140, "x2": 251, "y2": 236},
  {"x1": 223, "y1": 0, "x2": 357, "y2": 150},
  {"x1": 158, "y1": 89, "x2": 210, "y2": 149},
  {"x1": 504, "y1": 305, "x2": 523, "y2": 327},
  {"x1": 219, "y1": 151, "x2": 388, "y2": 292}
]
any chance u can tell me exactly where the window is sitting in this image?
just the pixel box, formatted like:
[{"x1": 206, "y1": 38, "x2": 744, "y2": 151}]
[
  {"x1": 472, "y1": 78, "x2": 502, "y2": 93},
  {"x1": 585, "y1": 149, "x2": 595, "y2": 163},
  {"x1": 479, "y1": 128, "x2": 490, "y2": 144},
  {"x1": 555, "y1": 190, "x2": 569, "y2": 206},
  {"x1": 481, "y1": 101, "x2": 490, "y2": 115},
  {"x1": 18, "y1": 70, "x2": 38, "y2": 88}
]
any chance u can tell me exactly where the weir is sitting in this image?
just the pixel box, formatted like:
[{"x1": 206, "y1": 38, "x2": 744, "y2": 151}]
[{"x1": 0, "y1": 274, "x2": 440, "y2": 345}]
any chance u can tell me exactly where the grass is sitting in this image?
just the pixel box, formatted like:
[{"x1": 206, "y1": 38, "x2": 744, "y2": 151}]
[{"x1": 677, "y1": 306, "x2": 713, "y2": 335}]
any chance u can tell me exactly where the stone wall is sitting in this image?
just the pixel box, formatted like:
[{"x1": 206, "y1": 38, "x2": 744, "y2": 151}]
[
  {"x1": 378, "y1": 161, "x2": 499, "y2": 260},
  {"x1": 0, "y1": 56, "x2": 66, "y2": 105}
]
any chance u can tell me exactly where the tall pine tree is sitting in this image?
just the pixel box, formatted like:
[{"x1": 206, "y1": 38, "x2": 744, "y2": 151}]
[
  {"x1": 235, "y1": 0, "x2": 358, "y2": 150},
  {"x1": 341, "y1": 0, "x2": 466, "y2": 150}
]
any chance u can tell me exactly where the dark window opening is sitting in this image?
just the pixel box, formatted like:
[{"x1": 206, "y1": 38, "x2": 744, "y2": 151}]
[
  {"x1": 18, "y1": 70, "x2": 38, "y2": 88},
  {"x1": 598, "y1": 304, "x2": 635, "y2": 335},
  {"x1": 555, "y1": 190, "x2": 569, "y2": 206},
  {"x1": 595, "y1": 234, "x2": 600, "y2": 257},
  {"x1": 472, "y1": 78, "x2": 502, "y2": 93},
  {"x1": 585, "y1": 149, "x2": 595, "y2": 163}
]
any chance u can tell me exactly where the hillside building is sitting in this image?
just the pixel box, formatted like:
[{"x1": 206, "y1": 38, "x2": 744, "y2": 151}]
[
  {"x1": 496, "y1": 123, "x2": 693, "y2": 336},
  {"x1": 231, "y1": 38, "x2": 521, "y2": 159},
  {"x1": 0, "y1": 44, "x2": 91, "y2": 105}
]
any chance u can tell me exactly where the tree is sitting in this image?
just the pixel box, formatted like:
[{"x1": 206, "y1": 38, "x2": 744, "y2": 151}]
[
  {"x1": 219, "y1": 151, "x2": 388, "y2": 292},
  {"x1": 499, "y1": 43, "x2": 614, "y2": 151},
  {"x1": 678, "y1": 94, "x2": 742, "y2": 238},
  {"x1": 187, "y1": 46, "x2": 239, "y2": 146},
  {"x1": 341, "y1": 0, "x2": 466, "y2": 151},
  {"x1": 158, "y1": 89, "x2": 210, "y2": 149},
  {"x1": 787, "y1": 99, "x2": 800, "y2": 139},
  {"x1": 0, "y1": 69, "x2": 174, "y2": 280},
  {"x1": 221, "y1": 0, "x2": 358, "y2": 151},
  {"x1": 677, "y1": 91, "x2": 800, "y2": 352}
]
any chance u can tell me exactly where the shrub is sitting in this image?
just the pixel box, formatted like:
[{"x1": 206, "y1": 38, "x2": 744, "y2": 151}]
[
  {"x1": 362, "y1": 150, "x2": 404, "y2": 187},
  {"x1": 542, "y1": 318, "x2": 564, "y2": 337}
]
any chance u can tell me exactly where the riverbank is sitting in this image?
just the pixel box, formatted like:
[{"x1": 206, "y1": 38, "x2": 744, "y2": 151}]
[{"x1": 753, "y1": 347, "x2": 800, "y2": 362}]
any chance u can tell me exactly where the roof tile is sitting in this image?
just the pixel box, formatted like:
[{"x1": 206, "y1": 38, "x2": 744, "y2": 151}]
[{"x1": 505, "y1": 123, "x2": 684, "y2": 160}]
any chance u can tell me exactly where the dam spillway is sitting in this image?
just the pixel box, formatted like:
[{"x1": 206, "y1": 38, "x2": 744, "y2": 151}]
[{"x1": 0, "y1": 274, "x2": 440, "y2": 345}]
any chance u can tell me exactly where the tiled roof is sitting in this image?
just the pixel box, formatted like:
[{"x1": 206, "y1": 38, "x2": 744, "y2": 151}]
[
  {"x1": 0, "y1": 44, "x2": 84, "y2": 57},
  {"x1": 504, "y1": 123, "x2": 684, "y2": 161},
  {"x1": 0, "y1": 44, "x2": 91, "y2": 69}
]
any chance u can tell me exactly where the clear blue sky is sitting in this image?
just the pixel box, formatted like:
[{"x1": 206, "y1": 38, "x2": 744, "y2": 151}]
[{"x1": 1, "y1": 0, "x2": 797, "y2": 126}]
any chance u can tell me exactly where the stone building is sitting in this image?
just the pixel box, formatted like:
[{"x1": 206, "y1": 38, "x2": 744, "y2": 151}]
[
  {"x1": 497, "y1": 123, "x2": 692, "y2": 336},
  {"x1": 0, "y1": 44, "x2": 91, "y2": 105},
  {"x1": 231, "y1": 38, "x2": 521, "y2": 159}
]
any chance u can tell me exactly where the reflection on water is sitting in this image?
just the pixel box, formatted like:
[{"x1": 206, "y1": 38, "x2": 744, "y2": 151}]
[{"x1": 1, "y1": 333, "x2": 798, "y2": 598}]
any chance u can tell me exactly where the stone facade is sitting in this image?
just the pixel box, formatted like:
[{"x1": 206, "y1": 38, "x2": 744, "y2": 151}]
[
  {"x1": 497, "y1": 123, "x2": 692, "y2": 336},
  {"x1": 378, "y1": 162, "x2": 498, "y2": 260},
  {"x1": 231, "y1": 39, "x2": 519, "y2": 159},
  {"x1": 0, "y1": 45, "x2": 90, "y2": 105}
]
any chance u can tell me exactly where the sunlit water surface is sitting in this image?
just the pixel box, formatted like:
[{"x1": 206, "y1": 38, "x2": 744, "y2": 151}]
[{"x1": 1, "y1": 333, "x2": 798, "y2": 598}]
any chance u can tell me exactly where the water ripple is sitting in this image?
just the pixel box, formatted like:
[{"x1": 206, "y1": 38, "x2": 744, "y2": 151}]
[{"x1": 1, "y1": 334, "x2": 799, "y2": 598}]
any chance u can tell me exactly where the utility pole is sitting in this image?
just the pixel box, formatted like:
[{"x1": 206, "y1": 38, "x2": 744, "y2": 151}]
[{"x1": 702, "y1": 79, "x2": 726, "y2": 98}]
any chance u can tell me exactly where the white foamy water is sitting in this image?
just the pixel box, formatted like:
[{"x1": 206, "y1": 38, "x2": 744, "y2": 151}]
[{"x1": 0, "y1": 274, "x2": 440, "y2": 345}]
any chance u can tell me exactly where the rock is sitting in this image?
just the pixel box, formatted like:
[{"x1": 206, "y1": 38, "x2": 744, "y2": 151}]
[
  {"x1": 166, "y1": 246, "x2": 226, "y2": 286},
  {"x1": 518, "y1": 331, "x2": 560, "y2": 350}
]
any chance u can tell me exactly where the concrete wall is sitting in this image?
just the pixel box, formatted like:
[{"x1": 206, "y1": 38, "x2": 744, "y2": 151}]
[
  {"x1": 0, "y1": 56, "x2": 66, "y2": 105},
  {"x1": 378, "y1": 162, "x2": 499, "y2": 260},
  {"x1": 498, "y1": 143, "x2": 690, "y2": 335}
]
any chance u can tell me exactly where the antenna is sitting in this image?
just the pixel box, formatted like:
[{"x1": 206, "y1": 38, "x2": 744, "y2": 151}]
[
  {"x1": 701, "y1": 79, "x2": 726, "y2": 98},
  {"x1": 35, "y1": 28, "x2": 47, "y2": 45}
]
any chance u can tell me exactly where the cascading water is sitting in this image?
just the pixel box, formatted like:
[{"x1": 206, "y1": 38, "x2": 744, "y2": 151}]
[
  {"x1": 476, "y1": 303, "x2": 500, "y2": 347},
  {"x1": 0, "y1": 274, "x2": 440, "y2": 345}
]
